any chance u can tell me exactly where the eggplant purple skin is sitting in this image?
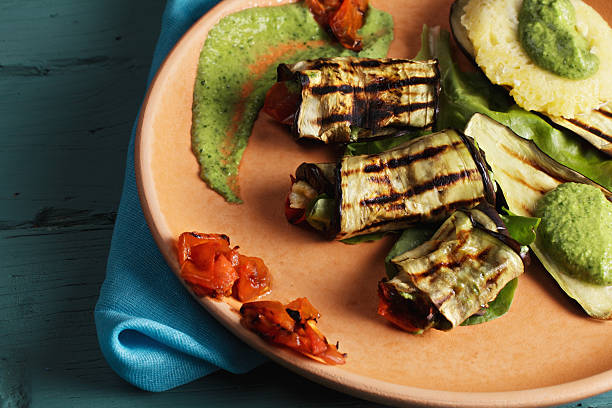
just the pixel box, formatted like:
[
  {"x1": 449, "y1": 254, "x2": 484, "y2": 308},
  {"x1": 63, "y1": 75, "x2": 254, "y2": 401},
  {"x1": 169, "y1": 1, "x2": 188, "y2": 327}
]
[
  {"x1": 458, "y1": 131, "x2": 497, "y2": 206},
  {"x1": 295, "y1": 163, "x2": 335, "y2": 196},
  {"x1": 462, "y1": 203, "x2": 530, "y2": 267}
]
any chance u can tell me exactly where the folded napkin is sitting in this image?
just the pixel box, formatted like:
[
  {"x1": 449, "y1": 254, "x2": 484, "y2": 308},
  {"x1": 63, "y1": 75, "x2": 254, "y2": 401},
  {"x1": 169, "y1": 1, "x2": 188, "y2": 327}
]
[{"x1": 94, "y1": 0, "x2": 266, "y2": 392}]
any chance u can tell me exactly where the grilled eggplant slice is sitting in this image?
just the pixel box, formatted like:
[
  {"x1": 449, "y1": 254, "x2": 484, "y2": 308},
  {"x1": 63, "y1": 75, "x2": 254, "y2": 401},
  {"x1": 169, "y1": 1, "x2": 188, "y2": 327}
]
[
  {"x1": 277, "y1": 57, "x2": 440, "y2": 143},
  {"x1": 288, "y1": 129, "x2": 496, "y2": 240},
  {"x1": 378, "y1": 205, "x2": 525, "y2": 332},
  {"x1": 449, "y1": 0, "x2": 612, "y2": 157},
  {"x1": 464, "y1": 113, "x2": 612, "y2": 319},
  {"x1": 336, "y1": 129, "x2": 494, "y2": 239}
]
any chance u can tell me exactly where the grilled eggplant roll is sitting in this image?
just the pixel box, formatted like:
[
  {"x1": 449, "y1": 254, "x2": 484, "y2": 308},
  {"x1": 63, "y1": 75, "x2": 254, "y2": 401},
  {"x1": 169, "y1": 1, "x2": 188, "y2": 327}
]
[
  {"x1": 287, "y1": 129, "x2": 496, "y2": 240},
  {"x1": 378, "y1": 205, "x2": 526, "y2": 333},
  {"x1": 464, "y1": 113, "x2": 612, "y2": 319},
  {"x1": 449, "y1": 0, "x2": 612, "y2": 156},
  {"x1": 272, "y1": 57, "x2": 440, "y2": 143}
]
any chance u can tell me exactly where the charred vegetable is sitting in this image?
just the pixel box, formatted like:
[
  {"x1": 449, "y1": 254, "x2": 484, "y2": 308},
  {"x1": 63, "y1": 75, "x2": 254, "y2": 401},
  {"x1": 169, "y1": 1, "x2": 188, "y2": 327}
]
[
  {"x1": 286, "y1": 129, "x2": 496, "y2": 240},
  {"x1": 378, "y1": 205, "x2": 526, "y2": 333},
  {"x1": 305, "y1": 0, "x2": 368, "y2": 52},
  {"x1": 449, "y1": 0, "x2": 612, "y2": 157},
  {"x1": 264, "y1": 57, "x2": 440, "y2": 143},
  {"x1": 240, "y1": 297, "x2": 346, "y2": 365},
  {"x1": 464, "y1": 113, "x2": 612, "y2": 319},
  {"x1": 177, "y1": 232, "x2": 271, "y2": 302}
]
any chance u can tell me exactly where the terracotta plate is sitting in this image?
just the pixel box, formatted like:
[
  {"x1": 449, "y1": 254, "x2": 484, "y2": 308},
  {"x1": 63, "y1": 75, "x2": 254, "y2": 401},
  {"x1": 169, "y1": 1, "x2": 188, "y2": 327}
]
[{"x1": 135, "y1": 0, "x2": 612, "y2": 406}]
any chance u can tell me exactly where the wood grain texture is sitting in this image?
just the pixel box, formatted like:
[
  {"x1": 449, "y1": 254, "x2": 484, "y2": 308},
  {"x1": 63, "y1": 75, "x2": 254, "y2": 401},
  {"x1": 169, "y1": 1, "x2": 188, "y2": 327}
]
[{"x1": 0, "y1": 0, "x2": 609, "y2": 407}]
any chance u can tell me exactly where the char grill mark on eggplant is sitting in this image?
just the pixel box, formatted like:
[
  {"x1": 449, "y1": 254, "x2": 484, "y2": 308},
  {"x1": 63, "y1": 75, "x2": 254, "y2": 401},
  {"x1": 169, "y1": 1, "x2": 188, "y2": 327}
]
[
  {"x1": 361, "y1": 142, "x2": 461, "y2": 173},
  {"x1": 379, "y1": 207, "x2": 525, "y2": 331},
  {"x1": 350, "y1": 197, "x2": 485, "y2": 234},
  {"x1": 280, "y1": 57, "x2": 440, "y2": 143},
  {"x1": 566, "y1": 118, "x2": 612, "y2": 143},
  {"x1": 359, "y1": 169, "x2": 480, "y2": 206},
  {"x1": 336, "y1": 130, "x2": 494, "y2": 239},
  {"x1": 547, "y1": 105, "x2": 612, "y2": 155},
  {"x1": 309, "y1": 77, "x2": 439, "y2": 96}
]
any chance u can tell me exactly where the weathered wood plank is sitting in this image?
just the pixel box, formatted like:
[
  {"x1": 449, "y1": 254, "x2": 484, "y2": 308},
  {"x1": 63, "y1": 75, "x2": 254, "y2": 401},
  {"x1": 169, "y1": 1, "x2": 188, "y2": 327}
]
[{"x1": 0, "y1": 0, "x2": 610, "y2": 407}]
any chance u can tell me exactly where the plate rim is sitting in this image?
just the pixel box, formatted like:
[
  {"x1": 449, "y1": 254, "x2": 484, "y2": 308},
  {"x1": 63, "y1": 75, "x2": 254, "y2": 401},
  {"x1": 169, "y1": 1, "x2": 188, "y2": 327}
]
[{"x1": 134, "y1": 0, "x2": 612, "y2": 406}]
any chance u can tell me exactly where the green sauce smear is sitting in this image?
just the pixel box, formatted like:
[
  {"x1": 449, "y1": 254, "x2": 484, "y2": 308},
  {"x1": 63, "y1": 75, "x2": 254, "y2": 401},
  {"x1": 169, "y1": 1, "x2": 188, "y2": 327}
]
[
  {"x1": 535, "y1": 183, "x2": 612, "y2": 285},
  {"x1": 192, "y1": 4, "x2": 393, "y2": 203},
  {"x1": 518, "y1": 0, "x2": 599, "y2": 79}
]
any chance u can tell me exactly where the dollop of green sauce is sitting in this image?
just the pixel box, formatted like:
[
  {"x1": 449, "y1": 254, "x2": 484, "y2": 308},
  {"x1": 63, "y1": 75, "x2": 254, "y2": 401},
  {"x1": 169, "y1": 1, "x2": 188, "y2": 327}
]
[
  {"x1": 535, "y1": 183, "x2": 612, "y2": 285},
  {"x1": 192, "y1": 4, "x2": 393, "y2": 203},
  {"x1": 518, "y1": 0, "x2": 599, "y2": 79}
]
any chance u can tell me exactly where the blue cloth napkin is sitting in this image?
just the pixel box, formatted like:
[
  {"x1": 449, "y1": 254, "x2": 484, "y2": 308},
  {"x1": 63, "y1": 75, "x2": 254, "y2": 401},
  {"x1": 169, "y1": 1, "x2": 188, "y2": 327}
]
[{"x1": 94, "y1": 0, "x2": 266, "y2": 392}]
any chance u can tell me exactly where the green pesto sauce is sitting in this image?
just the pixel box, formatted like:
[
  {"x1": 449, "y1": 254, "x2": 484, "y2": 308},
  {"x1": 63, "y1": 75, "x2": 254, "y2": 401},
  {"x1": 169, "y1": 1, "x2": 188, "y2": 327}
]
[
  {"x1": 518, "y1": 0, "x2": 599, "y2": 79},
  {"x1": 192, "y1": 4, "x2": 393, "y2": 203},
  {"x1": 535, "y1": 183, "x2": 612, "y2": 285}
]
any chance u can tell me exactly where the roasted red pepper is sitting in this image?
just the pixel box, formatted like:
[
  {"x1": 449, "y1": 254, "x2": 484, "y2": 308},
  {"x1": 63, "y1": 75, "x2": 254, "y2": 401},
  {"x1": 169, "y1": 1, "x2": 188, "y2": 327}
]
[
  {"x1": 235, "y1": 255, "x2": 271, "y2": 302},
  {"x1": 305, "y1": 0, "x2": 368, "y2": 52},
  {"x1": 329, "y1": 0, "x2": 367, "y2": 51},
  {"x1": 177, "y1": 232, "x2": 270, "y2": 301},
  {"x1": 262, "y1": 82, "x2": 301, "y2": 125},
  {"x1": 240, "y1": 297, "x2": 346, "y2": 365},
  {"x1": 377, "y1": 280, "x2": 431, "y2": 334}
]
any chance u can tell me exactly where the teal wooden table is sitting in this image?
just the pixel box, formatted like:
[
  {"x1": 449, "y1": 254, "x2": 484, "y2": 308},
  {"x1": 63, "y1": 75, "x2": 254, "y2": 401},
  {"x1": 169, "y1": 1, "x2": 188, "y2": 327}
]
[{"x1": 1, "y1": 1, "x2": 610, "y2": 407}]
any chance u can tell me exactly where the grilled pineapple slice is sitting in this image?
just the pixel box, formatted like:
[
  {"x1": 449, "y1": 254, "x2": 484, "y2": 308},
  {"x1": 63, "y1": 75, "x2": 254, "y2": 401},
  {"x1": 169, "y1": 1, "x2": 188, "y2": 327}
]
[{"x1": 450, "y1": 0, "x2": 612, "y2": 156}]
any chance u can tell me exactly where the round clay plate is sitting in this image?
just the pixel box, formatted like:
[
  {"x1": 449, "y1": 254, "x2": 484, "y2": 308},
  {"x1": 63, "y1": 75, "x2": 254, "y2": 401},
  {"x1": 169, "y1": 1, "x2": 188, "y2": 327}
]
[{"x1": 135, "y1": 0, "x2": 612, "y2": 406}]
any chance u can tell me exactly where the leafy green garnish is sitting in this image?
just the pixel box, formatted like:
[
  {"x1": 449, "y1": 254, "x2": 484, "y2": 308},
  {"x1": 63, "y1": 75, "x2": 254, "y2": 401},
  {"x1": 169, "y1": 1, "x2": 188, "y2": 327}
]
[
  {"x1": 384, "y1": 225, "x2": 437, "y2": 278},
  {"x1": 345, "y1": 131, "x2": 430, "y2": 156},
  {"x1": 433, "y1": 29, "x2": 612, "y2": 191},
  {"x1": 341, "y1": 232, "x2": 388, "y2": 244},
  {"x1": 461, "y1": 278, "x2": 518, "y2": 326},
  {"x1": 500, "y1": 208, "x2": 541, "y2": 246}
]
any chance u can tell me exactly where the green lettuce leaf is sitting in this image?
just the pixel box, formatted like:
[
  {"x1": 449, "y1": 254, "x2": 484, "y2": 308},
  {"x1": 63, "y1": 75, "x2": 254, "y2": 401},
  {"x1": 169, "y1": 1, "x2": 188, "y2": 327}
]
[
  {"x1": 345, "y1": 131, "x2": 430, "y2": 156},
  {"x1": 500, "y1": 208, "x2": 540, "y2": 246},
  {"x1": 384, "y1": 225, "x2": 437, "y2": 278},
  {"x1": 462, "y1": 278, "x2": 518, "y2": 326},
  {"x1": 433, "y1": 29, "x2": 612, "y2": 191},
  {"x1": 341, "y1": 232, "x2": 389, "y2": 244}
]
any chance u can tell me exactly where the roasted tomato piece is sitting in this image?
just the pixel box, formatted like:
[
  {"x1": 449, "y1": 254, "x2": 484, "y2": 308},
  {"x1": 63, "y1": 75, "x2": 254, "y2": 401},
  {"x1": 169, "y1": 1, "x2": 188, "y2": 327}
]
[
  {"x1": 286, "y1": 297, "x2": 320, "y2": 322},
  {"x1": 240, "y1": 298, "x2": 346, "y2": 365},
  {"x1": 177, "y1": 232, "x2": 229, "y2": 264},
  {"x1": 177, "y1": 232, "x2": 272, "y2": 301},
  {"x1": 377, "y1": 280, "x2": 432, "y2": 334},
  {"x1": 179, "y1": 241, "x2": 238, "y2": 298},
  {"x1": 235, "y1": 255, "x2": 271, "y2": 302},
  {"x1": 305, "y1": 0, "x2": 342, "y2": 25},
  {"x1": 262, "y1": 82, "x2": 301, "y2": 125},
  {"x1": 329, "y1": 0, "x2": 366, "y2": 52},
  {"x1": 304, "y1": 0, "x2": 367, "y2": 51},
  {"x1": 241, "y1": 300, "x2": 296, "y2": 332}
]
